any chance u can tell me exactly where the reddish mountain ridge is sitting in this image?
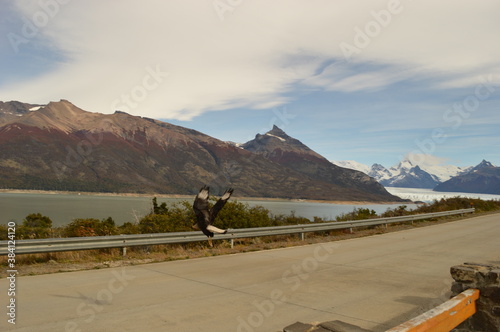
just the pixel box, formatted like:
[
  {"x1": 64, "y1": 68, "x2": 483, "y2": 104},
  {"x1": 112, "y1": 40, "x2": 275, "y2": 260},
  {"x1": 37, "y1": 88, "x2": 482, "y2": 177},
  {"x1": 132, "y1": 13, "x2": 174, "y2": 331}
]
[{"x1": 0, "y1": 100, "x2": 403, "y2": 201}]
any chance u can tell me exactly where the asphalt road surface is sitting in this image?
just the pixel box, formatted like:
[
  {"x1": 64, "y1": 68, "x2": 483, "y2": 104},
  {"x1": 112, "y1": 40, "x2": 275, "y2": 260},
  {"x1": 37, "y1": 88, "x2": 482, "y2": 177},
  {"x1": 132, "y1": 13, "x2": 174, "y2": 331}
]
[{"x1": 2, "y1": 213, "x2": 499, "y2": 332}]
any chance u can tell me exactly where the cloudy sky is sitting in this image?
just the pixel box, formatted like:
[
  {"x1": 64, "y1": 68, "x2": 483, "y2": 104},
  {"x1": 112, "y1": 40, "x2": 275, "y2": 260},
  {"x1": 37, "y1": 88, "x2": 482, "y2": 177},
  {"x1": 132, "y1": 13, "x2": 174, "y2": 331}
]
[{"x1": 1, "y1": 0, "x2": 499, "y2": 168}]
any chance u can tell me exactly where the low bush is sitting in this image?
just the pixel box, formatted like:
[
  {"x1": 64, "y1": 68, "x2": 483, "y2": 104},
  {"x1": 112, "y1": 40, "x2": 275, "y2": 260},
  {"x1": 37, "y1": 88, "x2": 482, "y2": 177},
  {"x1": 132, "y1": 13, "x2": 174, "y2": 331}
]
[
  {"x1": 17, "y1": 213, "x2": 53, "y2": 239},
  {"x1": 65, "y1": 217, "x2": 118, "y2": 237},
  {"x1": 336, "y1": 208, "x2": 378, "y2": 221},
  {"x1": 5, "y1": 197, "x2": 500, "y2": 239}
]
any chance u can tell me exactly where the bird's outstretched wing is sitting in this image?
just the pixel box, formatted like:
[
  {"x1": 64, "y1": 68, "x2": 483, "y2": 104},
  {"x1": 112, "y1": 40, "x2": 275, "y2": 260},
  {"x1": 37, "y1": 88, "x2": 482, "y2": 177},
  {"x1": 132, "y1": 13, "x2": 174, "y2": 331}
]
[
  {"x1": 193, "y1": 185, "x2": 210, "y2": 225},
  {"x1": 209, "y1": 188, "x2": 234, "y2": 223},
  {"x1": 192, "y1": 186, "x2": 233, "y2": 244}
]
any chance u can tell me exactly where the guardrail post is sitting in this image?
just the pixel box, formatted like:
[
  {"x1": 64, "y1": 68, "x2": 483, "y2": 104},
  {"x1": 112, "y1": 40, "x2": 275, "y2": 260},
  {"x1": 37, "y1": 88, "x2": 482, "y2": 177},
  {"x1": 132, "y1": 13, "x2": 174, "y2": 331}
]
[
  {"x1": 450, "y1": 262, "x2": 500, "y2": 331},
  {"x1": 230, "y1": 239, "x2": 234, "y2": 249},
  {"x1": 122, "y1": 247, "x2": 127, "y2": 256},
  {"x1": 300, "y1": 232, "x2": 305, "y2": 241}
]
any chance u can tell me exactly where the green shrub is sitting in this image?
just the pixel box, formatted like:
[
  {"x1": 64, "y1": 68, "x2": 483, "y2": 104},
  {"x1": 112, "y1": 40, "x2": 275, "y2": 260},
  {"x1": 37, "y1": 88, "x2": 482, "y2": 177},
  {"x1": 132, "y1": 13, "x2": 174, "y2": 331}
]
[
  {"x1": 271, "y1": 212, "x2": 311, "y2": 226},
  {"x1": 213, "y1": 200, "x2": 269, "y2": 229},
  {"x1": 118, "y1": 222, "x2": 140, "y2": 234},
  {"x1": 0, "y1": 224, "x2": 8, "y2": 240},
  {"x1": 97, "y1": 217, "x2": 118, "y2": 236},
  {"x1": 413, "y1": 197, "x2": 500, "y2": 214},
  {"x1": 17, "y1": 213, "x2": 53, "y2": 239},
  {"x1": 65, "y1": 217, "x2": 118, "y2": 237},
  {"x1": 139, "y1": 214, "x2": 188, "y2": 233},
  {"x1": 336, "y1": 208, "x2": 378, "y2": 221},
  {"x1": 151, "y1": 197, "x2": 169, "y2": 215},
  {"x1": 138, "y1": 200, "x2": 193, "y2": 233}
]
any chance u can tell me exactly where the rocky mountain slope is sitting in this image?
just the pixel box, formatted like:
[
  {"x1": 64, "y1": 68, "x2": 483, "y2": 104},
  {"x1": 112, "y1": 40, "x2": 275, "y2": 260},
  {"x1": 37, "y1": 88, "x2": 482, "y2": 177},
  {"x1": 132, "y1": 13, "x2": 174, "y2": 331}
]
[
  {"x1": 241, "y1": 126, "x2": 398, "y2": 201},
  {"x1": 434, "y1": 160, "x2": 500, "y2": 194},
  {"x1": 0, "y1": 100, "x2": 403, "y2": 201},
  {"x1": 0, "y1": 101, "x2": 44, "y2": 126}
]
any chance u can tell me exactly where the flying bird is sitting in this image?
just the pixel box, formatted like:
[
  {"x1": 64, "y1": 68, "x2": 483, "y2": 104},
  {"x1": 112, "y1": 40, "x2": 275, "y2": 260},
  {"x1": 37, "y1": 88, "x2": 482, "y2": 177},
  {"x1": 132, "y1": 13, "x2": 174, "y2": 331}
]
[{"x1": 193, "y1": 185, "x2": 234, "y2": 247}]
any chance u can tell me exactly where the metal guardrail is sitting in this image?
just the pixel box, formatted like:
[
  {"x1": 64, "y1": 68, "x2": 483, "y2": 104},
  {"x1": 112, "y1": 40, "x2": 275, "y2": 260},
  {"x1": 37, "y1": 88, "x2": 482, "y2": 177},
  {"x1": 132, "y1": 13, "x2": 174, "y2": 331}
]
[{"x1": 0, "y1": 208, "x2": 474, "y2": 255}]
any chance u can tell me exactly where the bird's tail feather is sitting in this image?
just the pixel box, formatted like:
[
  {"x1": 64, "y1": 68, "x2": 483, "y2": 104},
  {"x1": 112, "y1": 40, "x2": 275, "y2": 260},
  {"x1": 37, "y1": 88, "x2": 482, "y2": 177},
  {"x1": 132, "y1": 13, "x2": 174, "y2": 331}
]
[{"x1": 206, "y1": 225, "x2": 227, "y2": 234}]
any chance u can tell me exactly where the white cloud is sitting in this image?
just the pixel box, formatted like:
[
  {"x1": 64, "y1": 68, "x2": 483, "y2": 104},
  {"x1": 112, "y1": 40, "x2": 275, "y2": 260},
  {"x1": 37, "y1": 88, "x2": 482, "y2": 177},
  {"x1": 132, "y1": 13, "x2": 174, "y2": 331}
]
[
  {"x1": 404, "y1": 153, "x2": 450, "y2": 166},
  {"x1": 2, "y1": 0, "x2": 500, "y2": 120},
  {"x1": 302, "y1": 62, "x2": 422, "y2": 92}
]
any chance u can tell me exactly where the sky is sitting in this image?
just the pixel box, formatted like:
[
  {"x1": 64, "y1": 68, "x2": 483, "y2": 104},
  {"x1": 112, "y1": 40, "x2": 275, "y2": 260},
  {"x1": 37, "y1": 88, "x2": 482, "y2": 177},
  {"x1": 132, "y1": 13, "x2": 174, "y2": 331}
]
[{"x1": 1, "y1": 0, "x2": 499, "y2": 168}]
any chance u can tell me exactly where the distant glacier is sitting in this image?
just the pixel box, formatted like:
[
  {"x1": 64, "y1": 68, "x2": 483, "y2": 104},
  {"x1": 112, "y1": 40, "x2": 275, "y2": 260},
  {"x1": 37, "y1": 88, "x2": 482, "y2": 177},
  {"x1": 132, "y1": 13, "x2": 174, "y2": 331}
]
[{"x1": 386, "y1": 187, "x2": 500, "y2": 203}]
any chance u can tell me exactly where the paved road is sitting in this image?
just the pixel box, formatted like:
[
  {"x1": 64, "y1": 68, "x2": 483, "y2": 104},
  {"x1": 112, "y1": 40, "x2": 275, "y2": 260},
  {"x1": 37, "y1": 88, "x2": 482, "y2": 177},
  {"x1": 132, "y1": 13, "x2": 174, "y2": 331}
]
[{"x1": 1, "y1": 213, "x2": 499, "y2": 332}]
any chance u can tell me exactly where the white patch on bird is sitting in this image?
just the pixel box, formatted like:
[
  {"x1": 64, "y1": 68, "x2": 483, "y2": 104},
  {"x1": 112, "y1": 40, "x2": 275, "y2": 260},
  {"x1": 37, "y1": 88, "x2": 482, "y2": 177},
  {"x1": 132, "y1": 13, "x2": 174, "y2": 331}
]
[
  {"x1": 221, "y1": 192, "x2": 231, "y2": 200},
  {"x1": 206, "y1": 225, "x2": 226, "y2": 234},
  {"x1": 198, "y1": 190, "x2": 208, "y2": 199}
]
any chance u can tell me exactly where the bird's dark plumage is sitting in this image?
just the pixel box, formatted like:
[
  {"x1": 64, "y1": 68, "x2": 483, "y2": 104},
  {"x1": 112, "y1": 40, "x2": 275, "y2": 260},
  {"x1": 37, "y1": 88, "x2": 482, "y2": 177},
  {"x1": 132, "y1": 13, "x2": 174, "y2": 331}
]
[{"x1": 193, "y1": 185, "x2": 233, "y2": 246}]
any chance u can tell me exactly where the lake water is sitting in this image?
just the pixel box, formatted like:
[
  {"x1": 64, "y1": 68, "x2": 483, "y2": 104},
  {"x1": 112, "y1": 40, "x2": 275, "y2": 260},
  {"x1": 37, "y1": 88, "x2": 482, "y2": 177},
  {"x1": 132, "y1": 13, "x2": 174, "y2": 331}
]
[{"x1": 0, "y1": 192, "x2": 416, "y2": 227}]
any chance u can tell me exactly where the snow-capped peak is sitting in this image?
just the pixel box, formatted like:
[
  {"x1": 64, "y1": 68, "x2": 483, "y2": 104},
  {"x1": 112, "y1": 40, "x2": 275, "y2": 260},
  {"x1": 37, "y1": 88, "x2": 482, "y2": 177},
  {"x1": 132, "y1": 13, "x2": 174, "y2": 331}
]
[
  {"x1": 334, "y1": 156, "x2": 474, "y2": 189},
  {"x1": 397, "y1": 159, "x2": 414, "y2": 170},
  {"x1": 332, "y1": 160, "x2": 371, "y2": 174},
  {"x1": 29, "y1": 106, "x2": 44, "y2": 111}
]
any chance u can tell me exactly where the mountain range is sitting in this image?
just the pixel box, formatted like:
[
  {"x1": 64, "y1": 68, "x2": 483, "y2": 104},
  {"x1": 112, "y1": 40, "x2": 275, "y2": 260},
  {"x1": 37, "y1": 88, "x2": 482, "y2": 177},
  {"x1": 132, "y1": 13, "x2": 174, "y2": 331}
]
[
  {"x1": 334, "y1": 159, "x2": 500, "y2": 195},
  {"x1": 0, "y1": 100, "x2": 403, "y2": 202},
  {"x1": 433, "y1": 160, "x2": 500, "y2": 195}
]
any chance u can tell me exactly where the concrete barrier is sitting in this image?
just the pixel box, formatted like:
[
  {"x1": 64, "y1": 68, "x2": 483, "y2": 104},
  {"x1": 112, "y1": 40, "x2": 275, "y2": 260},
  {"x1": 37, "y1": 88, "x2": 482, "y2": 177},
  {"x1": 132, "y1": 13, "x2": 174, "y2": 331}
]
[
  {"x1": 450, "y1": 263, "x2": 500, "y2": 331},
  {"x1": 281, "y1": 262, "x2": 500, "y2": 332},
  {"x1": 389, "y1": 262, "x2": 500, "y2": 331},
  {"x1": 386, "y1": 289, "x2": 479, "y2": 332}
]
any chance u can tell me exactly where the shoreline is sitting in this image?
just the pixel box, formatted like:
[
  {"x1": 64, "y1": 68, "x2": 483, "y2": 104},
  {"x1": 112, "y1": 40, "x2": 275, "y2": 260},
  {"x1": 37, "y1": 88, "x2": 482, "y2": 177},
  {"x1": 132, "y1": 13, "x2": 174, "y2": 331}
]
[{"x1": 0, "y1": 188, "x2": 410, "y2": 205}]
